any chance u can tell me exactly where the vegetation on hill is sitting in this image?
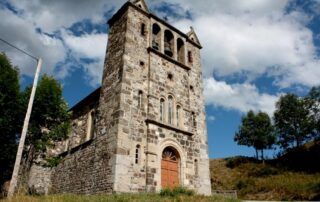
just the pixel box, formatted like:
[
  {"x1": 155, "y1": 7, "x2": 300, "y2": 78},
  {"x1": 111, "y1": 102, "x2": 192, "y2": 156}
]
[{"x1": 211, "y1": 141, "x2": 320, "y2": 201}]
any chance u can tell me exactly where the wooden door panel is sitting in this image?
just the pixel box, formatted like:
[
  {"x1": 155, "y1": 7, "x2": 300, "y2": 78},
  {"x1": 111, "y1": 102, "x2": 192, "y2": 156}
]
[{"x1": 161, "y1": 158, "x2": 179, "y2": 189}]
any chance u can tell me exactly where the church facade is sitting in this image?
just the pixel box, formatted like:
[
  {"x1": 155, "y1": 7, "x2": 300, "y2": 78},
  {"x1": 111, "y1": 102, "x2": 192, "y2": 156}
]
[{"x1": 26, "y1": 0, "x2": 211, "y2": 195}]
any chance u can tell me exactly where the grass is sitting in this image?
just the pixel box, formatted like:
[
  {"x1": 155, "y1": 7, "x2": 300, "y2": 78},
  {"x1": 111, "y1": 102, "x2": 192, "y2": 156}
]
[{"x1": 0, "y1": 194, "x2": 239, "y2": 202}]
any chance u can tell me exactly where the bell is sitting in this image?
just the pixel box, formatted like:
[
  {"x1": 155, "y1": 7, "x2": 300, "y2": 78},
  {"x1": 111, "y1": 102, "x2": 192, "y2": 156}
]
[
  {"x1": 164, "y1": 44, "x2": 173, "y2": 57},
  {"x1": 152, "y1": 40, "x2": 159, "y2": 50}
]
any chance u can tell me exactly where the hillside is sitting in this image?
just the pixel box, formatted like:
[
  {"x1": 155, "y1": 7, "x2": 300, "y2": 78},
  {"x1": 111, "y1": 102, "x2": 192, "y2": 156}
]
[{"x1": 210, "y1": 141, "x2": 320, "y2": 201}]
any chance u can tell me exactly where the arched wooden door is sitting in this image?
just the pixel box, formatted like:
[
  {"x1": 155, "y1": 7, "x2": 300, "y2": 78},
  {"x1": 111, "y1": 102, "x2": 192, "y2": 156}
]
[{"x1": 161, "y1": 147, "x2": 180, "y2": 189}]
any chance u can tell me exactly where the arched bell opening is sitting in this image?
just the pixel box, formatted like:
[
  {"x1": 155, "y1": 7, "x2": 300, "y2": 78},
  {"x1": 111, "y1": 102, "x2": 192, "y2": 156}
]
[
  {"x1": 177, "y1": 38, "x2": 185, "y2": 64},
  {"x1": 164, "y1": 30, "x2": 174, "y2": 57},
  {"x1": 152, "y1": 23, "x2": 161, "y2": 51}
]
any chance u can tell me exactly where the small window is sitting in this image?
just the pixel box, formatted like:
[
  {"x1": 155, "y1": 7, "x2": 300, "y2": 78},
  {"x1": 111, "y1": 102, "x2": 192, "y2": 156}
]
[
  {"x1": 135, "y1": 145, "x2": 141, "y2": 164},
  {"x1": 190, "y1": 85, "x2": 194, "y2": 91},
  {"x1": 160, "y1": 98, "x2": 165, "y2": 122},
  {"x1": 140, "y1": 61, "x2": 145, "y2": 67},
  {"x1": 138, "y1": 91, "x2": 143, "y2": 108},
  {"x1": 195, "y1": 159, "x2": 198, "y2": 176},
  {"x1": 167, "y1": 73, "x2": 173, "y2": 81},
  {"x1": 141, "y1": 23, "x2": 146, "y2": 36},
  {"x1": 188, "y1": 51, "x2": 193, "y2": 63}
]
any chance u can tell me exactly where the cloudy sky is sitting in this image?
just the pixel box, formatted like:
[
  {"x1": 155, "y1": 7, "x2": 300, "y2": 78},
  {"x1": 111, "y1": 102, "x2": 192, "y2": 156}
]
[{"x1": 1, "y1": 0, "x2": 320, "y2": 158}]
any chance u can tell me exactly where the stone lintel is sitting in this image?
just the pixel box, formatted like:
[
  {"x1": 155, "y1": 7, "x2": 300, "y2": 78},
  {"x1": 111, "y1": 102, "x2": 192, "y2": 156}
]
[
  {"x1": 145, "y1": 118, "x2": 193, "y2": 136},
  {"x1": 145, "y1": 151, "x2": 157, "y2": 155}
]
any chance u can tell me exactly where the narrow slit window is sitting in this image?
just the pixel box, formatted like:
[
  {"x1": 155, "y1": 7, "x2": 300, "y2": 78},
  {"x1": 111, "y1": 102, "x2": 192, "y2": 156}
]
[
  {"x1": 188, "y1": 51, "x2": 193, "y2": 63},
  {"x1": 138, "y1": 91, "x2": 143, "y2": 108},
  {"x1": 191, "y1": 112, "x2": 196, "y2": 128},
  {"x1": 176, "y1": 105, "x2": 181, "y2": 127},
  {"x1": 135, "y1": 145, "x2": 141, "y2": 164},
  {"x1": 160, "y1": 98, "x2": 165, "y2": 122},
  {"x1": 195, "y1": 159, "x2": 198, "y2": 176},
  {"x1": 168, "y1": 96, "x2": 174, "y2": 125},
  {"x1": 141, "y1": 23, "x2": 146, "y2": 36}
]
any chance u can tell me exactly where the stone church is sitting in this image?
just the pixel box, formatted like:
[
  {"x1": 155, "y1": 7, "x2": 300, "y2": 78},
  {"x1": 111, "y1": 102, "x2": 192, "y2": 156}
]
[{"x1": 26, "y1": 0, "x2": 211, "y2": 195}]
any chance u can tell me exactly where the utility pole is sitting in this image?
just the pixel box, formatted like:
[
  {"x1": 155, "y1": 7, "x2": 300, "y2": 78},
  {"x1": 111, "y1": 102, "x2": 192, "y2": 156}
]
[{"x1": 7, "y1": 58, "x2": 42, "y2": 197}]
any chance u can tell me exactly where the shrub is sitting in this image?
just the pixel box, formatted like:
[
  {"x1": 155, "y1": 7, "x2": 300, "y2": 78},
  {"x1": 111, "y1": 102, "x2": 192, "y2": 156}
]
[
  {"x1": 45, "y1": 156, "x2": 62, "y2": 167},
  {"x1": 249, "y1": 166, "x2": 279, "y2": 177},
  {"x1": 160, "y1": 186, "x2": 194, "y2": 197},
  {"x1": 225, "y1": 156, "x2": 257, "y2": 168}
]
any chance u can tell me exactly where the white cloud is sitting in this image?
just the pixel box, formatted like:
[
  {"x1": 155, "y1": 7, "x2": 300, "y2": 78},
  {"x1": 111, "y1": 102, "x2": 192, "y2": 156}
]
[
  {"x1": 8, "y1": 0, "x2": 126, "y2": 32},
  {"x1": 204, "y1": 78, "x2": 279, "y2": 116},
  {"x1": 169, "y1": 0, "x2": 320, "y2": 88},
  {"x1": 62, "y1": 30, "x2": 108, "y2": 87},
  {"x1": 62, "y1": 31, "x2": 107, "y2": 60},
  {"x1": 0, "y1": 8, "x2": 66, "y2": 78}
]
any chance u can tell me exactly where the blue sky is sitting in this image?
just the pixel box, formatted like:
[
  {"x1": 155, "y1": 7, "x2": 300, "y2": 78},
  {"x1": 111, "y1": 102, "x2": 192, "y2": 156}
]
[{"x1": 0, "y1": 0, "x2": 320, "y2": 159}]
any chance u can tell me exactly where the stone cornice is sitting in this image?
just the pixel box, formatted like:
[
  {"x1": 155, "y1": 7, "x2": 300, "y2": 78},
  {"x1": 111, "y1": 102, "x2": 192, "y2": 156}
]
[{"x1": 145, "y1": 118, "x2": 193, "y2": 136}]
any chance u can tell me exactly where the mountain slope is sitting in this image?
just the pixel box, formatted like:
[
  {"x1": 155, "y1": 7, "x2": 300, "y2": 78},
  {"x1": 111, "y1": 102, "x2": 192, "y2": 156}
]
[{"x1": 210, "y1": 141, "x2": 320, "y2": 201}]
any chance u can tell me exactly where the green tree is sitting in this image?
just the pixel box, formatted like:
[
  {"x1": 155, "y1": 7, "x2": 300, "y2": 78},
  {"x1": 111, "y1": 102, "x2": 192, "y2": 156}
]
[
  {"x1": 306, "y1": 86, "x2": 320, "y2": 139},
  {"x1": 0, "y1": 53, "x2": 22, "y2": 186},
  {"x1": 234, "y1": 110, "x2": 275, "y2": 160},
  {"x1": 22, "y1": 74, "x2": 71, "y2": 152},
  {"x1": 274, "y1": 94, "x2": 314, "y2": 149}
]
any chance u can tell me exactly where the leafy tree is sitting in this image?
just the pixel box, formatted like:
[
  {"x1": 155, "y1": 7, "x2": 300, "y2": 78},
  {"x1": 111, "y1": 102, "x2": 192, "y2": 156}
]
[
  {"x1": 274, "y1": 94, "x2": 314, "y2": 149},
  {"x1": 306, "y1": 86, "x2": 320, "y2": 139},
  {"x1": 235, "y1": 110, "x2": 275, "y2": 160},
  {"x1": 22, "y1": 74, "x2": 71, "y2": 153},
  {"x1": 0, "y1": 53, "x2": 22, "y2": 186}
]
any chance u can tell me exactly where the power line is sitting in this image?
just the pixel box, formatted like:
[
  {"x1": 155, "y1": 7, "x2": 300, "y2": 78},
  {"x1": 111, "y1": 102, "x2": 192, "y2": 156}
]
[{"x1": 0, "y1": 37, "x2": 38, "y2": 61}]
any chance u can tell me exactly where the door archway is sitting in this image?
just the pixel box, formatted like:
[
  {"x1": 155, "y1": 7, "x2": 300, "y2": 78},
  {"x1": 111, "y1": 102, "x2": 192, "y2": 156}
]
[{"x1": 161, "y1": 147, "x2": 180, "y2": 189}]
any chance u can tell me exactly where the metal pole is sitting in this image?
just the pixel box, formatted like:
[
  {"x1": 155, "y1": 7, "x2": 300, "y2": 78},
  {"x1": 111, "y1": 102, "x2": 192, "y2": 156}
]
[{"x1": 7, "y1": 58, "x2": 42, "y2": 197}]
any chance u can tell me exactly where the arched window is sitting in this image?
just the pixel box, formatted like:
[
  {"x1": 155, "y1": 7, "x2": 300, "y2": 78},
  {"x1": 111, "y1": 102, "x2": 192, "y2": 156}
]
[
  {"x1": 164, "y1": 30, "x2": 174, "y2": 57},
  {"x1": 135, "y1": 145, "x2": 141, "y2": 164},
  {"x1": 176, "y1": 105, "x2": 181, "y2": 127},
  {"x1": 168, "y1": 96, "x2": 174, "y2": 125},
  {"x1": 152, "y1": 23, "x2": 161, "y2": 50},
  {"x1": 194, "y1": 159, "x2": 198, "y2": 176},
  {"x1": 141, "y1": 23, "x2": 146, "y2": 36},
  {"x1": 138, "y1": 91, "x2": 143, "y2": 108},
  {"x1": 160, "y1": 98, "x2": 165, "y2": 122},
  {"x1": 177, "y1": 38, "x2": 185, "y2": 64}
]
